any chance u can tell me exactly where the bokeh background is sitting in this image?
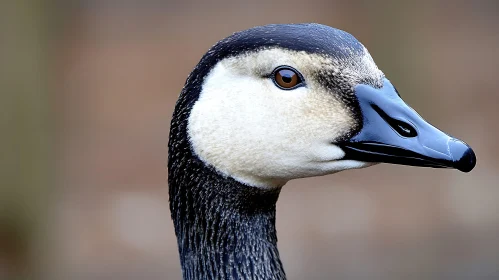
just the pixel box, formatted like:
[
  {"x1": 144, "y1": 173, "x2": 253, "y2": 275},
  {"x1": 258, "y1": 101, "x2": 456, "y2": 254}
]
[{"x1": 1, "y1": 1, "x2": 499, "y2": 279}]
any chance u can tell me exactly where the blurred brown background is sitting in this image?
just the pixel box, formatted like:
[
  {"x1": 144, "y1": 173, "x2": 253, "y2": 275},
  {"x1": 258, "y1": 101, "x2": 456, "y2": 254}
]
[{"x1": 1, "y1": 0, "x2": 499, "y2": 279}]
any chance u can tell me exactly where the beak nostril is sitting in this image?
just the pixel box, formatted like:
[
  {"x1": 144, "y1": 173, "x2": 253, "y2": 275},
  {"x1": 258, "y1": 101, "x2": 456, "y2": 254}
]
[
  {"x1": 371, "y1": 105, "x2": 417, "y2": 138},
  {"x1": 394, "y1": 120, "x2": 417, "y2": 138}
]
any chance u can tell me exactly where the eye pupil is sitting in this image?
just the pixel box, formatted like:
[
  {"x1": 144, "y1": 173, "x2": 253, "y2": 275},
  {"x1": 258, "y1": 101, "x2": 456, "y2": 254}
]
[
  {"x1": 273, "y1": 67, "x2": 303, "y2": 89},
  {"x1": 280, "y1": 70, "x2": 293, "y2": 83}
]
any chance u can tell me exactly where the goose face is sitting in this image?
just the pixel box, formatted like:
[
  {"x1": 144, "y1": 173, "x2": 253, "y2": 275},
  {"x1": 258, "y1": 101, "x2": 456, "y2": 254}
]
[{"x1": 185, "y1": 24, "x2": 475, "y2": 188}]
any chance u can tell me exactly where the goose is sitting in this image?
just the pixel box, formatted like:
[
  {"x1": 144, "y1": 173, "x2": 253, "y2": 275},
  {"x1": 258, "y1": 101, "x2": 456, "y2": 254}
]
[{"x1": 168, "y1": 23, "x2": 476, "y2": 280}]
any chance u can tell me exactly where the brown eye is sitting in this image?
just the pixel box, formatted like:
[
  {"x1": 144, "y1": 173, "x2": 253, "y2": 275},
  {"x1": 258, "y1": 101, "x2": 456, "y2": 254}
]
[{"x1": 272, "y1": 67, "x2": 303, "y2": 89}]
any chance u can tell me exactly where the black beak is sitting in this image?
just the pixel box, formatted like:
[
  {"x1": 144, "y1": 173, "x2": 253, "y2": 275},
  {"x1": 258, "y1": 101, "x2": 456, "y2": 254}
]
[{"x1": 339, "y1": 79, "x2": 476, "y2": 173}]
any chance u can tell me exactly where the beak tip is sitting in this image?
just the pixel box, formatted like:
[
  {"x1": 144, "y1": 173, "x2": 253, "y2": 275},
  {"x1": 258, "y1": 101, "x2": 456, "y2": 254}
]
[{"x1": 454, "y1": 146, "x2": 476, "y2": 173}]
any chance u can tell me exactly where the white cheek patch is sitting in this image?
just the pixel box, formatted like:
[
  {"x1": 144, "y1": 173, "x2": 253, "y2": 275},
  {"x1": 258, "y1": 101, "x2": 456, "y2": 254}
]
[{"x1": 187, "y1": 48, "x2": 378, "y2": 188}]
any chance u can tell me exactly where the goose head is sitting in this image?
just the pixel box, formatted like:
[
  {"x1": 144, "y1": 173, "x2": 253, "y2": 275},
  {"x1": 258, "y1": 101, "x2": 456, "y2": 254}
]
[
  {"x1": 180, "y1": 24, "x2": 476, "y2": 189},
  {"x1": 168, "y1": 23, "x2": 476, "y2": 280}
]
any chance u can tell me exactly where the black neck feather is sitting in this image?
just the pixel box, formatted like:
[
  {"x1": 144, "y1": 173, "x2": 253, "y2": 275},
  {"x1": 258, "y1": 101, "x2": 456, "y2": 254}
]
[
  {"x1": 168, "y1": 145, "x2": 286, "y2": 279},
  {"x1": 169, "y1": 166, "x2": 285, "y2": 279}
]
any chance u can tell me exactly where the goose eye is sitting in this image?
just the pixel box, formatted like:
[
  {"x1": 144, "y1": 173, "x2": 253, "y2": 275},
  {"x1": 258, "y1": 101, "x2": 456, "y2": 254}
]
[{"x1": 272, "y1": 67, "x2": 303, "y2": 90}]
